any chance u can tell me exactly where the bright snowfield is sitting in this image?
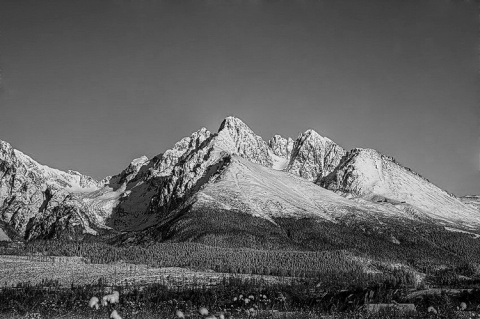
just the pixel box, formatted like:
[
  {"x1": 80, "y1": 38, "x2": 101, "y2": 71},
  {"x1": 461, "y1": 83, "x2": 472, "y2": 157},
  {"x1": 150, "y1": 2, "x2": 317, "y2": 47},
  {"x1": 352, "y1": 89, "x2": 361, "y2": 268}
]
[
  {"x1": 196, "y1": 156, "x2": 400, "y2": 223},
  {"x1": 269, "y1": 151, "x2": 289, "y2": 171},
  {"x1": 0, "y1": 116, "x2": 479, "y2": 239}
]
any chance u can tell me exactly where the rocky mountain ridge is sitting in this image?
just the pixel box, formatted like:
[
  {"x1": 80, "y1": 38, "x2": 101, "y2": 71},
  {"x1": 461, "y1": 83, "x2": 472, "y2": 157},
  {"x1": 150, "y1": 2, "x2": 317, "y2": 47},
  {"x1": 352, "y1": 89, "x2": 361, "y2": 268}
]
[
  {"x1": 0, "y1": 116, "x2": 478, "y2": 242},
  {"x1": 0, "y1": 140, "x2": 103, "y2": 239}
]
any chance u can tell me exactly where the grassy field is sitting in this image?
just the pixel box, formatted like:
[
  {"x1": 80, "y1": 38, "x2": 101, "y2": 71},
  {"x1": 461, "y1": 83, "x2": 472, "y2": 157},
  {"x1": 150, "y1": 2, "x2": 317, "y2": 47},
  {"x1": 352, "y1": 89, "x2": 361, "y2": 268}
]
[
  {"x1": 0, "y1": 255, "x2": 295, "y2": 289},
  {"x1": 2, "y1": 254, "x2": 480, "y2": 318}
]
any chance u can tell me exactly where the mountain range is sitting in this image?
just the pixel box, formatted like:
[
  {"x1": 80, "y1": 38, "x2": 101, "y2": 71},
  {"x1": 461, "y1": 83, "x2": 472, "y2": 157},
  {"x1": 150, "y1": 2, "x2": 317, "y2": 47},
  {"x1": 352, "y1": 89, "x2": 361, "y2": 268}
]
[{"x1": 0, "y1": 117, "x2": 478, "y2": 255}]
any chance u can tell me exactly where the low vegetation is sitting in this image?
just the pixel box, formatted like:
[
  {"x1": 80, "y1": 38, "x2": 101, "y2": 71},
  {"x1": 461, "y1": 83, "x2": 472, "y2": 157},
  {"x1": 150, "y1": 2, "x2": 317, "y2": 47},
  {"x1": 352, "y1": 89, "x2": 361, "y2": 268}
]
[
  {"x1": 2, "y1": 276, "x2": 480, "y2": 318},
  {"x1": 2, "y1": 219, "x2": 480, "y2": 318}
]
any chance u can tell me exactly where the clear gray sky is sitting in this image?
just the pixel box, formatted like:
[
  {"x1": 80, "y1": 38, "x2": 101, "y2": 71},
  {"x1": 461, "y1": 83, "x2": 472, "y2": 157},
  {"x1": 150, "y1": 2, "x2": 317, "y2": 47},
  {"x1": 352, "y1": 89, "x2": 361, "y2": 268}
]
[{"x1": 0, "y1": 0, "x2": 478, "y2": 196}]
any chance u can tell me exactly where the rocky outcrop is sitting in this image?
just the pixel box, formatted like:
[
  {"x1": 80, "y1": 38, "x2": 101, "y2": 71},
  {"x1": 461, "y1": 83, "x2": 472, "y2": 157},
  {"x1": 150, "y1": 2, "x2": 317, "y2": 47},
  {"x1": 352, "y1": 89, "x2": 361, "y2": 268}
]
[
  {"x1": 268, "y1": 135, "x2": 294, "y2": 159},
  {"x1": 287, "y1": 129, "x2": 345, "y2": 182},
  {"x1": 25, "y1": 190, "x2": 98, "y2": 240},
  {"x1": 151, "y1": 127, "x2": 212, "y2": 177}
]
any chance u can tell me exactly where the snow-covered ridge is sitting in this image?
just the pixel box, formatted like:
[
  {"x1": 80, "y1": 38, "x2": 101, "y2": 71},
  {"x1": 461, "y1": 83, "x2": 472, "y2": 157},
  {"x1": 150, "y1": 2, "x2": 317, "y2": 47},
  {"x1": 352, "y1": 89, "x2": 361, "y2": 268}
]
[{"x1": 320, "y1": 148, "x2": 479, "y2": 228}]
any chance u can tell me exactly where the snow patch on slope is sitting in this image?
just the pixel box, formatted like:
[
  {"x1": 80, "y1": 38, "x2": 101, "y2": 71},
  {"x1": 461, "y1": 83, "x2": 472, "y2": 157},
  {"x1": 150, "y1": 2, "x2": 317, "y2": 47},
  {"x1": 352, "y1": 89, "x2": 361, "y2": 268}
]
[
  {"x1": 197, "y1": 156, "x2": 414, "y2": 223},
  {"x1": 269, "y1": 151, "x2": 289, "y2": 171},
  {"x1": 444, "y1": 227, "x2": 480, "y2": 239}
]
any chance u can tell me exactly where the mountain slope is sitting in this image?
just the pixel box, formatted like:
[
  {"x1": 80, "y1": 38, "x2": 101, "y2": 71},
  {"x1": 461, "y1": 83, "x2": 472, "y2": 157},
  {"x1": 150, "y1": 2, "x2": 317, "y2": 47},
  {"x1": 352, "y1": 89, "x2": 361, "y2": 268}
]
[
  {"x1": 320, "y1": 148, "x2": 479, "y2": 229},
  {"x1": 122, "y1": 156, "x2": 480, "y2": 267}
]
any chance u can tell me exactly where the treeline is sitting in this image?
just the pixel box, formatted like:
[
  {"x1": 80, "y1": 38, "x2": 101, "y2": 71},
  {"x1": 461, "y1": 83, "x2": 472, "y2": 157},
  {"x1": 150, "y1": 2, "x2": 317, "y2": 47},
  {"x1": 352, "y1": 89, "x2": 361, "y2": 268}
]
[
  {"x1": 24, "y1": 240, "x2": 362, "y2": 277},
  {"x1": 1, "y1": 240, "x2": 418, "y2": 289}
]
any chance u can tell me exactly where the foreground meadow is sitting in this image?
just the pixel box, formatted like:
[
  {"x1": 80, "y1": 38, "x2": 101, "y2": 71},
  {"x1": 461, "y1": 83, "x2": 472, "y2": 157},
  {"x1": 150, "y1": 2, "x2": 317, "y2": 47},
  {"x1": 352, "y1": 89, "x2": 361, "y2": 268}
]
[{"x1": 2, "y1": 257, "x2": 480, "y2": 319}]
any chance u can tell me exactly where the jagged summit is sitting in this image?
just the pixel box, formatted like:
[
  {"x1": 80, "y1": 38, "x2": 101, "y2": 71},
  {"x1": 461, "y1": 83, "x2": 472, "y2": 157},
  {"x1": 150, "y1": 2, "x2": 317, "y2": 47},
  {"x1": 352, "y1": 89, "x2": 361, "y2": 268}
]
[
  {"x1": 302, "y1": 129, "x2": 333, "y2": 143},
  {"x1": 152, "y1": 127, "x2": 212, "y2": 177},
  {"x1": 216, "y1": 116, "x2": 273, "y2": 167},
  {"x1": 218, "y1": 116, "x2": 248, "y2": 132},
  {"x1": 287, "y1": 129, "x2": 345, "y2": 182},
  {"x1": 1, "y1": 116, "x2": 479, "y2": 241}
]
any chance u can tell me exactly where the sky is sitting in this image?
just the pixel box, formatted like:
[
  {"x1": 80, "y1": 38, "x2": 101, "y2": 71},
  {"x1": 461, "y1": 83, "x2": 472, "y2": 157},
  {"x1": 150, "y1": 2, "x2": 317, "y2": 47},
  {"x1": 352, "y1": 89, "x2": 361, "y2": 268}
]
[{"x1": 0, "y1": 0, "x2": 478, "y2": 196}]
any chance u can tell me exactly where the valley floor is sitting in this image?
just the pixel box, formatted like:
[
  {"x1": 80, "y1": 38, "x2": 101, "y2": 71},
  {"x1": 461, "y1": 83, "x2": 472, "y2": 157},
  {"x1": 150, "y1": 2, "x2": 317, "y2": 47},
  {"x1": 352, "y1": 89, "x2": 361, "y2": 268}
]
[
  {"x1": 2, "y1": 254, "x2": 480, "y2": 319},
  {"x1": 0, "y1": 255, "x2": 294, "y2": 289}
]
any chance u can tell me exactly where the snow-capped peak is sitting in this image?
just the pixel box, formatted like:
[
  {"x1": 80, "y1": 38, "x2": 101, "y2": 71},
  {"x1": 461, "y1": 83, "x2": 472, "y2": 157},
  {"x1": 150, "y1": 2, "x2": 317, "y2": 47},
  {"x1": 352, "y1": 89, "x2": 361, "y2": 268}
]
[
  {"x1": 217, "y1": 116, "x2": 249, "y2": 132},
  {"x1": 298, "y1": 129, "x2": 333, "y2": 146},
  {"x1": 286, "y1": 129, "x2": 346, "y2": 182},
  {"x1": 215, "y1": 116, "x2": 273, "y2": 167}
]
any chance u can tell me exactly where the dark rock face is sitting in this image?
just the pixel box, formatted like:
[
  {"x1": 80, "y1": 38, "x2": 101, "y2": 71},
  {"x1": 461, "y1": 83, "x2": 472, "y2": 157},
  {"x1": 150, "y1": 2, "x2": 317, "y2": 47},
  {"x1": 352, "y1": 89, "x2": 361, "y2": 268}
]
[{"x1": 25, "y1": 192, "x2": 95, "y2": 240}]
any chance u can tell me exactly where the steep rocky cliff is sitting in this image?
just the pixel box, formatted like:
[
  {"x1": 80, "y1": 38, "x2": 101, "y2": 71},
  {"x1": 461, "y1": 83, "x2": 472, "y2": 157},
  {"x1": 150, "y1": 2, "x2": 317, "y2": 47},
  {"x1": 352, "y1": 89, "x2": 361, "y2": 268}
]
[{"x1": 287, "y1": 129, "x2": 345, "y2": 182}]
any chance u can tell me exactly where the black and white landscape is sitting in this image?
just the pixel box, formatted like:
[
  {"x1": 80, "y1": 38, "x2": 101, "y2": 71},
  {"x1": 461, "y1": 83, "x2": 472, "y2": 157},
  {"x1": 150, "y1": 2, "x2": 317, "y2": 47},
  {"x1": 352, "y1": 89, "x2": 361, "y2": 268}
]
[
  {"x1": 0, "y1": 0, "x2": 479, "y2": 318},
  {"x1": 1, "y1": 116, "x2": 480, "y2": 318}
]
